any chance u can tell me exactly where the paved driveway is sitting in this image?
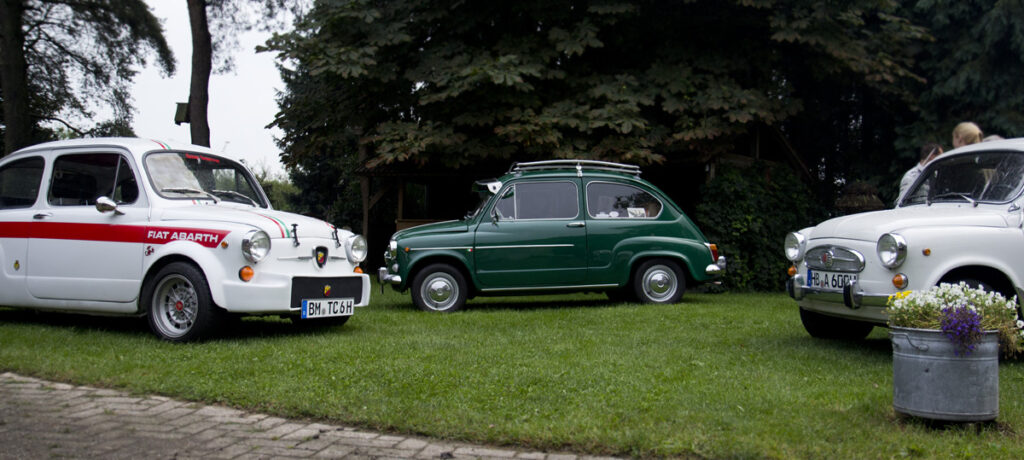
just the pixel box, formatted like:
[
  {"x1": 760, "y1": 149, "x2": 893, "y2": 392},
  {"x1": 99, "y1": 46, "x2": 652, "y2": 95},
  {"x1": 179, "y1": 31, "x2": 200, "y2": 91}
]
[{"x1": 0, "y1": 372, "x2": 618, "y2": 460}]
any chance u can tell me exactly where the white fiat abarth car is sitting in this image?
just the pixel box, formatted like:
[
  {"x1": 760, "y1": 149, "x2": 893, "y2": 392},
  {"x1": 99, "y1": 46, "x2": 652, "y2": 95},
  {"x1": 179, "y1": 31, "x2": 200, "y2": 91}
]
[
  {"x1": 785, "y1": 138, "x2": 1024, "y2": 339},
  {"x1": 0, "y1": 138, "x2": 370, "y2": 342}
]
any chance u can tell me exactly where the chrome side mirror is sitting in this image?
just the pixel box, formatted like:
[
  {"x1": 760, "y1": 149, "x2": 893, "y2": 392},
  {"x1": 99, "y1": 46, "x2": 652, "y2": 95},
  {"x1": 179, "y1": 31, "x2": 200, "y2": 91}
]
[{"x1": 96, "y1": 196, "x2": 124, "y2": 215}]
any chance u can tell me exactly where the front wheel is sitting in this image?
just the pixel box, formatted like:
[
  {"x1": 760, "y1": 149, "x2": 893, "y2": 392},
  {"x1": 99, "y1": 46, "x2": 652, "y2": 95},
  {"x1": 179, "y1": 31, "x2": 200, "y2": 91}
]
[
  {"x1": 799, "y1": 307, "x2": 874, "y2": 340},
  {"x1": 633, "y1": 259, "x2": 685, "y2": 304},
  {"x1": 411, "y1": 264, "x2": 468, "y2": 312},
  {"x1": 143, "y1": 262, "x2": 222, "y2": 342}
]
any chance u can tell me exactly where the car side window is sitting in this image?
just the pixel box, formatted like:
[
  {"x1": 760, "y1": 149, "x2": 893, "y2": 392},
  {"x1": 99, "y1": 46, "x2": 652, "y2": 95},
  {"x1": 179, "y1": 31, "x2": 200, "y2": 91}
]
[
  {"x1": 587, "y1": 182, "x2": 662, "y2": 219},
  {"x1": 49, "y1": 153, "x2": 137, "y2": 206},
  {"x1": 0, "y1": 156, "x2": 45, "y2": 209},
  {"x1": 501, "y1": 181, "x2": 578, "y2": 220}
]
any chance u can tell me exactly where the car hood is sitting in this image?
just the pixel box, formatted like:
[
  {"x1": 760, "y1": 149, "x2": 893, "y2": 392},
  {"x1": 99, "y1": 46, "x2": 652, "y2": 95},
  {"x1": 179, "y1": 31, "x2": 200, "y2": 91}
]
[
  {"x1": 809, "y1": 205, "x2": 1009, "y2": 242},
  {"x1": 157, "y1": 205, "x2": 339, "y2": 239},
  {"x1": 394, "y1": 220, "x2": 468, "y2": 239}
]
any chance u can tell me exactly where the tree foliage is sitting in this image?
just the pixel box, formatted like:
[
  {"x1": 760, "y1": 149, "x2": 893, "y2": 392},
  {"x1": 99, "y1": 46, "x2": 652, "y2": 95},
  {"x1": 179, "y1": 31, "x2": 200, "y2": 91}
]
[
  {"x1": 264, "y1": 0, "x2": 928, "y2": 170},
  {"x1": 0, "y1": 0, "x2": 175, "y2": 154}
]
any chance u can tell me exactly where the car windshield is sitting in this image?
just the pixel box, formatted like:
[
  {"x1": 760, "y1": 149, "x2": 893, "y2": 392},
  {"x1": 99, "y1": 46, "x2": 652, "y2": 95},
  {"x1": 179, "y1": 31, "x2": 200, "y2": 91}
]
[
  {"x1": 145, "y1": 152, "x2": 267, "y2": 207},
  {"x1": 465, "y1": 179, "x2": 500, "y2": 220},
  {"x1": 901, "y1": 151, "x2": 1024, "y2": 206}
]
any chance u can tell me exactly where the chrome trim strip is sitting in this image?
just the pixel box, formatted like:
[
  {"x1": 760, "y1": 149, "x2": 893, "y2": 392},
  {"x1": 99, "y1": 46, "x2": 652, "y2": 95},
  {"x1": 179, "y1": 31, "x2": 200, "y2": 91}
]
[
  {"x1": 277, "y1": 255, "x2": 348, "y2": 261},
  {"x1": 475, "y1": 244, "x2": 575, "y2": 250},
  {"x1": 408, "y1": 246, "x2": 472, "y2": 252},
  {"x1": 480, "y1": 283, "x2": 618, "y2": 293}
]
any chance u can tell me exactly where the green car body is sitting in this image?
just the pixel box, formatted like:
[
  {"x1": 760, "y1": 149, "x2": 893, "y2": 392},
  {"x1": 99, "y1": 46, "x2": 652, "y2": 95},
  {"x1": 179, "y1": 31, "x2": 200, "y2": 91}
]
[{"x1": 378, "y1": 161, "x2": 725, "y2": 311}]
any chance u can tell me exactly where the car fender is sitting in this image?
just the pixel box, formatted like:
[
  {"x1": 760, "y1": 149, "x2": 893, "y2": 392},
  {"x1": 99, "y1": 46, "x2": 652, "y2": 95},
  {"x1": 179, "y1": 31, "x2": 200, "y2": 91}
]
[
  {"x1": 402, "y1": 248, "x2": 475, "y2": 291},
  {"x1": 621, "y1": 237, "x2": 713, "y2": 284},
  {"x1": 892, "y1": 225, "x2": 1024, "y2": 289}
]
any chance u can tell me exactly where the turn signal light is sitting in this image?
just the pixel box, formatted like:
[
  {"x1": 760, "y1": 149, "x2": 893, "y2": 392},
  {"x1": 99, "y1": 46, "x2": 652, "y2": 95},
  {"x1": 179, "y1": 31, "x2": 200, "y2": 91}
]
[
  {"x1": 892, "y1": 273, "x2": 909, "y2": 289},
  {"x1": 787, "y1": 265, "x2": 798, "y2": 277},
  {"x1": 709, "y1": 243, "x2": 719, "y2": 261},
  {"x1": 354, "y1": 266, "x2": 363, "y2": 274},
  {"x1": 922, "y1": 248, "x2": 931, "y2": 256},
  {"x1": 239, "y1": 266, "x2": 255, "y2": 282}
]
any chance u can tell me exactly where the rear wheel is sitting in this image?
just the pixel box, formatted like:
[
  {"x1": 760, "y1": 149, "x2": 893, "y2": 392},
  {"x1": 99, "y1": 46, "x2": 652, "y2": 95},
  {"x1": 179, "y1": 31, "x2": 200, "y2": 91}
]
[
  {"x1": 633, "y1": 259, "x2": 685, "y2": 304},
  {"x1": 143, "y1": 262, "x2": 222, "y2": 342},
  {"x1": 799, "y1": 307, "x2": 874, "y2": 340},
  {"x1": 411, "y1": 264, "x2": 468, "y2": 312}
]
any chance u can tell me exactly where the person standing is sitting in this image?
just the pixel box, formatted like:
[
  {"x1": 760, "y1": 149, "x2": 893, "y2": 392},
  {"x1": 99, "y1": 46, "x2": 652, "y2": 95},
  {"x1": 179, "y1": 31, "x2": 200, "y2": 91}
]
[{"x1": 898, "y1": 142, "x2": 942, "y2": 202}]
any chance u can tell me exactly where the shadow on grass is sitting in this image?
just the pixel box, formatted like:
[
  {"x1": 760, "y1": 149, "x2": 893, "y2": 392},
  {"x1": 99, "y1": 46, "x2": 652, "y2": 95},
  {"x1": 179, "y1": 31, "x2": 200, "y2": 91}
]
[{"x1": 0, "y1": 307, "x2": 355, "y2": 342}]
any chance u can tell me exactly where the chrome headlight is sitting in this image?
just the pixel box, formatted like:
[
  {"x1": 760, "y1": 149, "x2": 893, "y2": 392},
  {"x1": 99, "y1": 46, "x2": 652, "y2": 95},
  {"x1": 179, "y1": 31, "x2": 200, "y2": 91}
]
[
  {"x1": 388, "y1": 239, "x2": 398, "y2": 258},
  {"x1": 784, "y1": 232, "x2": 806, "y2": 262},
  {"x1": 345, "y1": 235, "x2": 368, "y2": 263},
  {"x1": 876, "y1": 233, "x2": 907, "y2": 269},
  {"x1": 242, "y1": 229, "x2": 271, "y2": 263}
]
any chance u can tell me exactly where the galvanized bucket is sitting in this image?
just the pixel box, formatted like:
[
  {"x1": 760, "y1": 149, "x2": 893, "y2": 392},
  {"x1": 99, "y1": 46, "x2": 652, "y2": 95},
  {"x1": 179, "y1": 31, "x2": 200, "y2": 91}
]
[{"x1": 891, "y1": 326, "x2": 999, "y2": 422}]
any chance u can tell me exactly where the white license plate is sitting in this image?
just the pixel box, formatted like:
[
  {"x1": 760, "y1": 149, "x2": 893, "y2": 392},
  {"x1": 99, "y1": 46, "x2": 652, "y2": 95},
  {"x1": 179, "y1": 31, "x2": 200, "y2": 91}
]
[
  {"x1": 807, "y1": 270, "x2": 857, "y2": 290},
  {"x1": 301, "y1": 298, "x2": 354, "y2": 319}
]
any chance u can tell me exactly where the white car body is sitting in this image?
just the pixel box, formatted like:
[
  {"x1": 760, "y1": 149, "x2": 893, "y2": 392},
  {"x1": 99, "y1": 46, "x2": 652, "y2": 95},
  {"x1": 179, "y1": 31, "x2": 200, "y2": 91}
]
[
  {"x1": 785, "y1": 139, "x2": 1024, "y2": 338},
  {"x1": 0, "y1": 138, "x2": 370, "y2": 341}
]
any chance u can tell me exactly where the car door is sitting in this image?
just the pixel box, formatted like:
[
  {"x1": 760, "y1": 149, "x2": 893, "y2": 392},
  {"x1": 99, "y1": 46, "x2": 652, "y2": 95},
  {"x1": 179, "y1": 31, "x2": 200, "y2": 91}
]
[
  {"x1": 0, "y1": 155, "x2": 47, "y2": 306},
  {"x1": 583, "y1": 180, "x2": 666, "y2": 285},
  {"x1": 26, "y1": 151, "x2": 148, "y2": 304},
  {"x1": 473, "y1": 179, "x2": 587, "y2": 288}
]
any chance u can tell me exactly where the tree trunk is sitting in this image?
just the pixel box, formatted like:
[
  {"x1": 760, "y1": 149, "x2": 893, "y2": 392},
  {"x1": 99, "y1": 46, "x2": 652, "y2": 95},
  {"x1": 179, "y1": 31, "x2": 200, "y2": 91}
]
[
  {"x1": 187, "y1": 0, "x2": 212, "y2": 147},
  {"x1": 0, "y1": 0, "x2": 32, "y2": 155}
]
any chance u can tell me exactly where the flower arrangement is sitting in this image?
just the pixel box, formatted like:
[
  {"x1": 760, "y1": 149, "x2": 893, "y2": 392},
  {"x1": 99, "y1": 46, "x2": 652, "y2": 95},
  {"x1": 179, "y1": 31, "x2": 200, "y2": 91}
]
[{"x1": 887, "y1": 282, "x2": 1024, "y2": 356}]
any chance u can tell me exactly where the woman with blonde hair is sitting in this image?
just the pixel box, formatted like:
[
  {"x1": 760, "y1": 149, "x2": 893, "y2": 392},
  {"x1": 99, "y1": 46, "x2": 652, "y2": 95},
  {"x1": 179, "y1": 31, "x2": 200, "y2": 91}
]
[{"x1": 952, "y1": 121, "x2": 983, "y2": 148}]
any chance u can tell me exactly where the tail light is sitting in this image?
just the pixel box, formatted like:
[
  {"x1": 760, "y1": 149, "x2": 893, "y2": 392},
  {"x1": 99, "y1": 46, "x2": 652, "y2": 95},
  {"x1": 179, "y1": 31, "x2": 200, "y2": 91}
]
[{"x1": 706, "y1": 243, "x2": 719, "y2": 261}]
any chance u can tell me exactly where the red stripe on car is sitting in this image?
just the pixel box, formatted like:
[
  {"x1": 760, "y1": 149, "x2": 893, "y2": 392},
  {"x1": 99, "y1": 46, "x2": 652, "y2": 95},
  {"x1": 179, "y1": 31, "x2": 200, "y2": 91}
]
[{"x1": 0, "y1": 222, "x2": 229, "y2": 248}]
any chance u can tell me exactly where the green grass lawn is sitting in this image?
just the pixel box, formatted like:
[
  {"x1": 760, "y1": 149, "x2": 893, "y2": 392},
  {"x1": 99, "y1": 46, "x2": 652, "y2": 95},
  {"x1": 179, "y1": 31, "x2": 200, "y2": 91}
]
[{"x1": 2, "y1": 290, "x2": 1023, "y2": 458}]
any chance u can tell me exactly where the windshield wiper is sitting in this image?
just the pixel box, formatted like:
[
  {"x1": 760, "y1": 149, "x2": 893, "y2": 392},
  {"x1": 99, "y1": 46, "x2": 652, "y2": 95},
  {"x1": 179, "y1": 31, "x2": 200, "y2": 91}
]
[
  {"x1": 212, "y1": 189, "x2": 258, "y2": 206},
  {"x1": 928, "y1": 192, "x2": 975, "y2": 206},
  {"x1": 161, "y1": 187, "x2": 220, "y2": 203}
]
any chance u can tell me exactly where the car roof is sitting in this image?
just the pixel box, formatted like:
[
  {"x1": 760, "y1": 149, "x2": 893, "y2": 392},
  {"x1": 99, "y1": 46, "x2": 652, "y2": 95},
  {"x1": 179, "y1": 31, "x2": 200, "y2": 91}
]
[
  {"x1": 942, "y1": 137, "x2": 1024, "y2": 157},
  {"x1": 7, "y1": 137, "x2": 227, "y2": 161}
]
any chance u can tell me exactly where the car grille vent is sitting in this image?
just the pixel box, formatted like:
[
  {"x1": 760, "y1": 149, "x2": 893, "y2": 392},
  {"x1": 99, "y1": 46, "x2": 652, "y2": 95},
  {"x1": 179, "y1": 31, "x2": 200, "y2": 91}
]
[{"x1": 805, "y1": 246, "x2": 865, "y2": 273}]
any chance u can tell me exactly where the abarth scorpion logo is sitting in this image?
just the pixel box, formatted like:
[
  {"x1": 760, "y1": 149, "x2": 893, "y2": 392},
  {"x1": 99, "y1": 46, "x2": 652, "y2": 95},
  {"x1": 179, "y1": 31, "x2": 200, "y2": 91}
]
[
  {"x1": 314, "y1": 246, "x2": 328, "y2": 268},
  {"x1": 323, "y1": 285, "x2": 332, "y2": 296},
  {"x1": 821, "y1": 249, "x2": 834, "y2": 269}
]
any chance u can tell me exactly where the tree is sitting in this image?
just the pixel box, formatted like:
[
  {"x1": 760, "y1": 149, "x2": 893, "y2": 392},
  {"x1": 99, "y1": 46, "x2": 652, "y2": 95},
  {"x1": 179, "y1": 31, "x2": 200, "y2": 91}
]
[
  {"x1": 0, "y1": 0, "x2": 175, "y2": 155},
  {"x1": 264, "y1": 0, "x2": 928, "y2": 172},
  {"x1": 184, "y1": 0, "x2": 296, "y2": 147}
]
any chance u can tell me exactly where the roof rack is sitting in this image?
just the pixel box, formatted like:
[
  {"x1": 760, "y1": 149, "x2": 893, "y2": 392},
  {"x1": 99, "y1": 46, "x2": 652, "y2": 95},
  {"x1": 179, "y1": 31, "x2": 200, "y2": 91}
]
[{"x1": 508, "y1": 160, "x2": 642, "y2": 177}]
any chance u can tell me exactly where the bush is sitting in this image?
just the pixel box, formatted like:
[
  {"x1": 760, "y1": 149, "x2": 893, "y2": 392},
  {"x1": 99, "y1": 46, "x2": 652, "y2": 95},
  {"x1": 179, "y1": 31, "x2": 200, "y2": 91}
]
[{"x1": 694, "y1": 162, "x2": 826, "y2": 291}]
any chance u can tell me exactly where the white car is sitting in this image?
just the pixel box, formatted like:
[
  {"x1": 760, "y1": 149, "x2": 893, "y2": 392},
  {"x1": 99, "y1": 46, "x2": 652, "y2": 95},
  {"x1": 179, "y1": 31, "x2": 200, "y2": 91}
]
[
  {"x1": 0, "y1": 138, "x2": 371, "y2": 341},
  {"x1": 785, "y1": 138, "x2": 1024, "y2": 339}
]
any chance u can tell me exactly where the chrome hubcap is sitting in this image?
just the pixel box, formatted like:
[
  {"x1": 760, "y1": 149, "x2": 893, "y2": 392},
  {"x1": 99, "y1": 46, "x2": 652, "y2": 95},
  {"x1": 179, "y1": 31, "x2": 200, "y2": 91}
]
[
  {"x1": 642, "y1": 265, "x2": 677, "y2": 302},
  {"x1": 152, "y1": 274, "x2": 198, "y2": 338},
  {"x1": 421, "y1": 272, "x2": 459, "y2": 311}
]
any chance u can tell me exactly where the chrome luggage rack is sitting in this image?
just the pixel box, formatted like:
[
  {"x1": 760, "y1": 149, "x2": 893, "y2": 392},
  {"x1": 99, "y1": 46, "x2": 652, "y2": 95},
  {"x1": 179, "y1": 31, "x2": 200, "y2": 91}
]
[{"x1": 508, "y1": 160, "x2": 642, "y2": 177}]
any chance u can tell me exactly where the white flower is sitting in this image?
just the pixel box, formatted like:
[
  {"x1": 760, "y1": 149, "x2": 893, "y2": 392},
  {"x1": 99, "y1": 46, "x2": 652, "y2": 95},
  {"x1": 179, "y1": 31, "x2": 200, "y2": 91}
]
[{"x1": 1016, "y1": 320, "x2": 1024, "y2": 329}]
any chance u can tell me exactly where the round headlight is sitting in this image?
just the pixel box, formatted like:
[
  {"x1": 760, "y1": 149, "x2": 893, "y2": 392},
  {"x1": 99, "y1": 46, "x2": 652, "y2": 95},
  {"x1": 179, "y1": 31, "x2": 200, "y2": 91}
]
[
  {"x1": 388, "y1": 239, "x2": 398, "y2": 256},
  {"x1": 877, "y1": 233, "x2": 907, "y2": 269},
  {"x1": 346, "y1": 235, "x2": 368, "y2": 263},
  {"x1": 784, "y1": 232, "x2": 806, "y2": 262},
  {"x1": 242, "y1": 229, "x2": 271, "y2": 263}
]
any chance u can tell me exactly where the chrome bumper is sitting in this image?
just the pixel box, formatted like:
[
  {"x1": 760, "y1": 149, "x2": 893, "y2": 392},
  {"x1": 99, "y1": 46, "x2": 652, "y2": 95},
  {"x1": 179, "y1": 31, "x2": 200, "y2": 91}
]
[
  {"x1": 378, "y1": 267, "x2": 402, "y2": 285},
  {"x1": 786, "y1": 274, "x2": 888, "y2": 309},
  {"x1": 705, "y1": 256, "x2": 727, "y2": 276}
]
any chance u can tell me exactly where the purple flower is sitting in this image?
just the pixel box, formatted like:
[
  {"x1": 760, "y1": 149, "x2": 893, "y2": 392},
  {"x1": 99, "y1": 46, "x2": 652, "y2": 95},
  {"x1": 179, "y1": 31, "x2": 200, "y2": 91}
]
[{"x1": 940, "y1": 305, "x2": 983, "y2": 356}]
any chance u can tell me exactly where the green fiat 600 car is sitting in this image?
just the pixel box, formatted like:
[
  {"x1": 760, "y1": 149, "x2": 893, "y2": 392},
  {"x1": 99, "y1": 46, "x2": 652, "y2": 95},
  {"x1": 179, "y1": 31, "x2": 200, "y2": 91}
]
[{"x1": 378, "y1": 160, "x2": 726, "y2": 311}]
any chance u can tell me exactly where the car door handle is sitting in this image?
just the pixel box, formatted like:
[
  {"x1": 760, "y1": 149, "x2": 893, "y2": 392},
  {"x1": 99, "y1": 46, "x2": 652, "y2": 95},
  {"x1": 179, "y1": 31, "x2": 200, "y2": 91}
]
[
  {"x1": 33, "y1": 212, "x2": 53, "y2": 220},
  {"x1": 566, "y1": 222, "x2": 585, "y2": 228}
]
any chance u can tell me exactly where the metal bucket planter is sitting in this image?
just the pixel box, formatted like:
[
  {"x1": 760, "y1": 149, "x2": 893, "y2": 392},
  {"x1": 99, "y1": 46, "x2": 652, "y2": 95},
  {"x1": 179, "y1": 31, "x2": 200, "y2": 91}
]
[{"x1": 891, "y1": 326, "x2": 999, "y2": 422}]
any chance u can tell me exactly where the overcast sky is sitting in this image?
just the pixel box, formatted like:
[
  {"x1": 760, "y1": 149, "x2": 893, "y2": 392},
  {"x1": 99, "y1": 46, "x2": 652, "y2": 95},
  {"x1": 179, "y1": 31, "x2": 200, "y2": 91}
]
[{"x1": 131, "y1": 2, "x2": 286, "y2": 175}]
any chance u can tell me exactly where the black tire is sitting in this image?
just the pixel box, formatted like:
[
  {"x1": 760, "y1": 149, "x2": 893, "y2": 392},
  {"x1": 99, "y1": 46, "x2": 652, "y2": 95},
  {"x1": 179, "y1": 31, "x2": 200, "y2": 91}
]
[
  {"x1": 411, "y1": 264, "x2": 468, "y2": 312},
  {"x1": 799, "y1": 307, "x2": 874, "y2": 340},
  {"x1": 633, "y1": 259, "x2": 686, "y2": 304},
  {"x1": 143, "y1": 262, "x2": 223, "y2": 342}
]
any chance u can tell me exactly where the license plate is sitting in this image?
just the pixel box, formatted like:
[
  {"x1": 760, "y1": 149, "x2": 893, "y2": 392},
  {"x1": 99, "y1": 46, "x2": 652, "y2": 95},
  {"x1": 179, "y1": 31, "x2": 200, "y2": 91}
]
[
  {"x1": 807, "y1": 270, "x2": 857, "y2": 290},
  {"x1": 301, "y1": 298, "x2": 354, "y2": 319}
]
